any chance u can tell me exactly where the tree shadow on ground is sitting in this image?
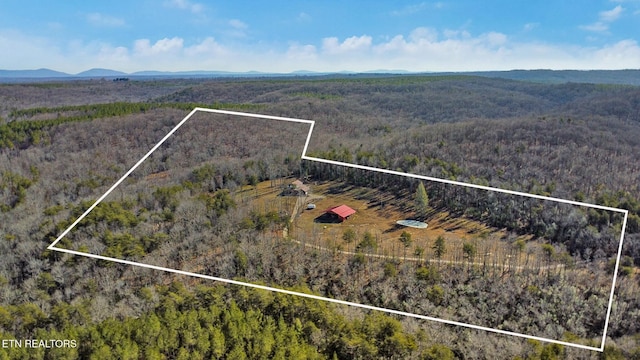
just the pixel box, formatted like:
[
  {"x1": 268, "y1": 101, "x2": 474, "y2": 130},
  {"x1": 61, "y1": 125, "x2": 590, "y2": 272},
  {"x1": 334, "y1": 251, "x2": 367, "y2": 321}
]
[{"x1": 383, "y1": 223, "x2": 404, "y2": 233}]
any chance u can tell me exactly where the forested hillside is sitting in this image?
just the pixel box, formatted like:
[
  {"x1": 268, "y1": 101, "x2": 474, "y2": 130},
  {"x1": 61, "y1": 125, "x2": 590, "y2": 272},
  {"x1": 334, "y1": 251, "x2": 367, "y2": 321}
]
[{"x1": 1, "y1": 75, "x2": 639, "y2": 359}]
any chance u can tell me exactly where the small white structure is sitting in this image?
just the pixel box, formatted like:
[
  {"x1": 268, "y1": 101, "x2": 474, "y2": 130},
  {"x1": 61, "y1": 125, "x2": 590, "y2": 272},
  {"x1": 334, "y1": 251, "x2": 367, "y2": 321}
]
[{"x1": 396, "y1": 219, "x2": 428, "y2": 229}]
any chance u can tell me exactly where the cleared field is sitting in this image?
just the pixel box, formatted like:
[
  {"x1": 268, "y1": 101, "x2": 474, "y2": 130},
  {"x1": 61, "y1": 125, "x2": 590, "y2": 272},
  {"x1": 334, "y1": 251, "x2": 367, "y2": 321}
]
[{"x1": 230, "y1": 178, "x2": 572, "y2": 273}]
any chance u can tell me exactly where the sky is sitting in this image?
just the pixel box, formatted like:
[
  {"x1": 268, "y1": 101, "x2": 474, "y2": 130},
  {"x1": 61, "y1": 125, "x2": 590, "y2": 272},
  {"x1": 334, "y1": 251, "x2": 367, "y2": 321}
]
[{"x1": 1, "y1": 0, "x2": 639, "y2": 73}]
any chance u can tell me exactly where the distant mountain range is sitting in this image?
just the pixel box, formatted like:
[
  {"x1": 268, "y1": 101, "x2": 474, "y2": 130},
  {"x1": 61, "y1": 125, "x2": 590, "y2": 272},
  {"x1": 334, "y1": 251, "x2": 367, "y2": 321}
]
[{"x1": 0, "y1": 67, "x2": 639, "y2": 85}]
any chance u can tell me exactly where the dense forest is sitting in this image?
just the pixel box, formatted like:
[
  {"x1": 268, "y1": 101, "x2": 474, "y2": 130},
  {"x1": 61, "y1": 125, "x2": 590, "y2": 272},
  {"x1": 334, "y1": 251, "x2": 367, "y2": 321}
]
[{"x1": 1, "y1": 75, "x2": 640, "y2": 359}]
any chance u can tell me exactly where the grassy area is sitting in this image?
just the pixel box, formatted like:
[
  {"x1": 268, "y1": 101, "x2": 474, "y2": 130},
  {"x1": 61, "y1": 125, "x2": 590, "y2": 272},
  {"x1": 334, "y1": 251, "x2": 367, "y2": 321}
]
[
  {"x1": 235, "y1": 178, "x2": 298, "y2": 217},
  {"x1": 294, "y1": 183, "x2": 490, "y2": 256},
  {"x1": 289, "y1": 181, "x2": 529, "y2": 264},
  {"x1": 234, "y1": 178, "x2": 567, "y2": 273}
]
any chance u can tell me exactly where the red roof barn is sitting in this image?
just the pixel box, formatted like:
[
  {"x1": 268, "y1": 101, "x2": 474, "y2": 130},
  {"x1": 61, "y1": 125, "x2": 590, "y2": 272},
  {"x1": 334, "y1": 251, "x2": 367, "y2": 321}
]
[{"x1": 324, "y1": 205, "x2": 356, "y2": 221}]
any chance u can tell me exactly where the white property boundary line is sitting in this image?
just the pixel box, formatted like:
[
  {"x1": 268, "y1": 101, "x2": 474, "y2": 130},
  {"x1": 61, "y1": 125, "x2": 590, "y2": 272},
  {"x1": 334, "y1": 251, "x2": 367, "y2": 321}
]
[{"x1": 47, "y1": 108, "x2": 629, "y2": 353}]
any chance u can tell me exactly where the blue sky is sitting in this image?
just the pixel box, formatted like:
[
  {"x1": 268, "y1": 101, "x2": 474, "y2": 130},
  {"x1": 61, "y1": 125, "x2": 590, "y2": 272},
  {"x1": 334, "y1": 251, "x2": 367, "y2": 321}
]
[{"x1": 1, "y1": 0, "x2": 639, "y2": 73}]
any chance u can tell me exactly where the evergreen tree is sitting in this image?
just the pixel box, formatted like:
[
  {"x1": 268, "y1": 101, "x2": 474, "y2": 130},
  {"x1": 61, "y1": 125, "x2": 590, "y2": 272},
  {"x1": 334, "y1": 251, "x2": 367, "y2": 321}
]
[
  {"x1": 433, "y1": 236, "x2": 446, "y2": 260},
  {"x1": 399, "y1": 231, "x2": 412, "y2": 260},
  {"x1": 342, "y1": 228, "x2": 356, "y2": 249},
  {"x1": 415, "y1": 181, "x2": 429, "y2": 219}
]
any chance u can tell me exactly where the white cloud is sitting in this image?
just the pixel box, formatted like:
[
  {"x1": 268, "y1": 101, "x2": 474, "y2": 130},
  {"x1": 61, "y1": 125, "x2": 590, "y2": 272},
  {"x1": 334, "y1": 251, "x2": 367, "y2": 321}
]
[
  {"x1": 286, "y1": 43, "x2": 317, "y2": 61},
  {"x1": 373, "y1": 35, "x2": 409, "y2": 53},
  {"x1": 600, "y1": 5, "x2": 625, "y2": 21},
  {"x1": 480, "y1": 32, "x2": 508, "y2": 47},
  {"x1": 0, "y1": 30, "x2": 133, "y2": 73},
  {"x1": 442, "y1": 29, "x2": 471, "y2": 40},
  {"x1": 523, "y1": 23, "x2": 539, "y2": 32},
  {"x1": 580, "y1": 22, "x2": 609, "y2": 32},
  {"x1": 292, "y1": 29, "x2": 640, "y2": 72},
  {"x1": 607, "y1": 1, "x2": 640, "y2": 16},
  {"x1": 581, "y1": 5, "x2": 625, "y2": 32},
  {"x1": 322, "y1": 35, "x2": 373, "y2": 54},
  {"x1": 126, "y1": 37, "x2": 234, "y2": 71},
  {"x1": 410, "y1": 27, "x2": 439, "y2": 42},
  {"x1": 86, "y1": 13, "x2": 125, "y2": 27},
  {"x1": 225, "y1": 19, "x2": 249, "y2": 38},
  {"x1": 134, "y1": 37, "x2": 184, "y2": 56},
  {"x1": 184, "y1": 37, "x2": 227, "y2": 57},
  {"x1": 92, "y1": 45, "x2": 130, "y2": 70},
  {"x1": 591, "y1": 39, "x2": 640, "y2": 65},
  {"x1": 0, "y1": 30, "x2": 63, "y2": 70},
  {"x1": 163, "y1": 0, "x2": 204, "y2": 14},
  {"x1": 2, "y1": 28, "x2": 639, "y2": 74}
]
